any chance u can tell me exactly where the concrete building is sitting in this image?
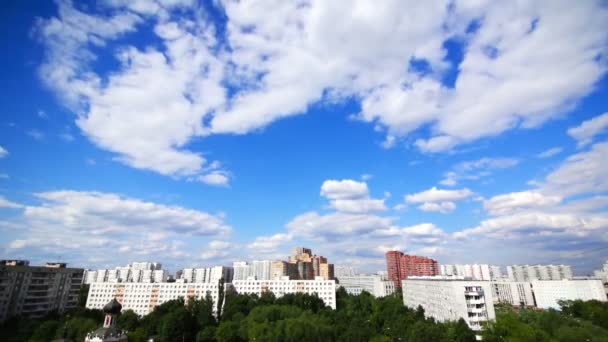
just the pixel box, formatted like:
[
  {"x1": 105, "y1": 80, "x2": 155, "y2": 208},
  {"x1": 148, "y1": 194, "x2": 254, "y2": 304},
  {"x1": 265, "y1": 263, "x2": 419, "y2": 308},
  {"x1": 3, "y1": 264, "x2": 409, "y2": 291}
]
[
  {"x1": 507, "y1": 264, "x2": 573, "y2": 282},
  {"x1": 440, "y1": 264, "x2": 503, "y2": 280},
  {"x1": 531, "y1": 279, "x2": 606, "y2": 309},
  {"x1": 180, "y1": 266, "x2": 234, "y2": 283},
  {"x1": 386, "y1": 251, "x2": 439, "y2": 288},
  {"x1": 232, "y1": 276, "x2": 336, "y2": 309},
  {"x1": 337, "y1": 274, "x2": 395, "y2": 297},
  {"x1": 287, "y1": 247, "x2": 334, "y2": 280},
  {"x1": 86, "y1": 281, "x2": 224, "y2": 316},
  {"x1": 84, "y1": 262, "x2": 165, "y2": 284},
  {"x1": 402, "y1": 277, "x2": 496, "y2": 335},
  {"x1": 335, "y1": 266, "x2": 356, "y2": 278},
  {"x1": 252, "y1": 260, "x2": 272, "y2": 280},
  {"x1": 233, "y1": 261, "x2": 251, "y2": 281},
  {"x1": 0, "y1": 261, "x2": 84, "y2": 322},
  {"x1": 491, "y1": 281, "x2": 535, "y2": 307},
  {"x1": 271, "y1": 260, "x2": 289, "y2": 279}
]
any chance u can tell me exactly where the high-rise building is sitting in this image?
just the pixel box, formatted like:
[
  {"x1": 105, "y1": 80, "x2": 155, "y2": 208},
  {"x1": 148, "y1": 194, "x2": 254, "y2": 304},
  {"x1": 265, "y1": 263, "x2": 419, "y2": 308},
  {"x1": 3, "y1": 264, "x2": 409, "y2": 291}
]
[
  {"x1": 233, "y1": 261, "x2": 252, "y2": 281},
  {"x1": 335, "y1": 266, "x2": 356, "y2": 278},
  {"x1": 386, "y1": 251, "x2": 439, "y2": 288},
  {"x1": 491, "y1": 281, "x2": 535, "y2": 307},
  {"x1": 84, "y1": 262, "x2": 164, "y2": 284},
  {"x1": 287, "y1": 247, "x2": 334, "y2": 280},
  {"x1": 337, "y1": 274, "x2": 396, "y2": 297},
  {"x1": 507, "y1": 264, "x2": 573, "y2": 282},
  {"x1": 531, "y1": 279, "x2": 606, "y2": 309},
  {"x1": 0, "y1": 260, "x2": 84, "y2": 322},
  {"x1": 252, "y1": 260, "x2": 272, "y2": 280},
  {"x1": 271, "y1": 260, "x2": 289, "y2": 279},
  {"x1": 232, "y1": 276, "x2": 336, "y2": 309},
  {"x1": 402, "y1": 277, "x2": 496, "y2": 335},
  {"x1": 87, "y1": 282, "x2": 224, "y2": 317},
  {"x1": 440, "y1": 264, "x2": 503, "y2": 280}
]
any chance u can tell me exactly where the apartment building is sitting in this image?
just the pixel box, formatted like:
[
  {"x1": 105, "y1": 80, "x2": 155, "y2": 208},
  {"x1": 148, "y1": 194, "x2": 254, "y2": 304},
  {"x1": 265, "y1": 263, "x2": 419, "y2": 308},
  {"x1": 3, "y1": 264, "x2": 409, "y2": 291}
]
[
  {"x1": 0, "y1": 260, "x2": 84, "y2": 322},
  {"x1": 402, "y1": 277, "x2": 495, "y2": 335},
  {"x1": 232, "y1": 276, "x2": 336, "y2": 309},
  {"x1": 386, "y1": 251, "x2": 439, "y2": 288},
  {"x1": 84, "y1": 262, "x2": 165, "y2": 284},
  {"x1": 507, "y1": 264, "x2": 573, "y2": 282},
  {"x1": 86, "y1": 282, "x2": 223, "y2": 317},
  {"x1": 440, "y1": 264, "x2": 503, "y2": 280},
  {"x1": 179, "y1": 266, "x2": 234, "y2": 283},
  {"x1": 531, "y1": 279, "x2": 606, "y2": 309},
  {"x1": 491, "y1": 281, "x2": 535, "y2": 307},
  {"x1": 337, "y1": 274, "x2": 395, "y2": 297}
]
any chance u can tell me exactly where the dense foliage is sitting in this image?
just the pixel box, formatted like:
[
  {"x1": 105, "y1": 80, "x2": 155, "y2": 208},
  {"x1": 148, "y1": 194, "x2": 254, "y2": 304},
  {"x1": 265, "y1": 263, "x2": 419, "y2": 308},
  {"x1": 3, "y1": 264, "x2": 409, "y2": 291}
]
[
  {"x1": 3, "y1": 289, "x2": 607, "y2": 341},
  {"x1": 482, "y1": 300, "x2": 608, "y2": 341}
]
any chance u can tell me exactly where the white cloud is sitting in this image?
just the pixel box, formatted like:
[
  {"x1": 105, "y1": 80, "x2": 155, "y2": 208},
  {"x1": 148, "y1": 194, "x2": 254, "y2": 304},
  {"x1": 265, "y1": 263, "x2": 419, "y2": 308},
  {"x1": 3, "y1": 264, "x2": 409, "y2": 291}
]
[
  {"x1": 568, "y1": 112, "x2": 608, "y2": 148},
  {"x1": 0, "y1": 146, "x2": 7, "y2": 158},
  {"x1": 247, "y1": 233, "x2": 292, "y2": 251},
  {"x1": 418, "y1": 201, "x2": 456, "y2": 214},
  {"x1": 199, "y1": 172, "x2": 230, "y2": 186},
  {"x1": 0, "y1": 196, "x2": 23, "y2": 209},
  {"x1": 27, "y1": 129, "x2": 45, "y2": 141},
  {"x1": 440, "y1": 157, "x2": 519, "y2": 186},
  {"x1": 8, "y1": 240, "x2": 27, "y2": 249},
  {"x1": 37, "y1": 1, "x2": 608, "y2": 178},
  {"x1": 360, "y1": 174, "x2": 373, "y2": 181},
  {"x1": 406, "y1": 187, "x2": 473, "y2": 203},
  {"x1": 24, "y1": 191, "x2": 231, "y2": 236},
  {"x1": 541, "y1": 142, "x2": 608, "y2": 197},
  {"x1": 320, "y1": 179, "x2": 369, "y2": 200},
  {"x1": 287, "y1": 211, "x2": 393, "y2": 239},
  {"x1": 536, "y1": 147, "x2": 563, "y2": 158},
  {"x1": 483, "y1": 191, "x2": 562, "y2": 216}
]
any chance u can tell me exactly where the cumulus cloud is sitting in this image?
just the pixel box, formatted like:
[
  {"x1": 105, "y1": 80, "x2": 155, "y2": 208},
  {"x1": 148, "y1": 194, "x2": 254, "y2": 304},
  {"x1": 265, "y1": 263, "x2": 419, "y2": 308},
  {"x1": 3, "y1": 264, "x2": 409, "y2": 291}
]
[
  {"x1": 0, "y1": 196, "x2": 23, "y2": 209},
  {"x1": 1, "y1": 190, "x2": 232, "y2": 267},
  {"x1": 483, "y1": 191, "x2": 562, "y2": 216},
  {"x1": 0, "y1": 146, "x2": 8, "y2": 158},
  {"x1": 440, "y1": 157, "x2": 519, "y2": 186},
  {"x1": 199, "y1": 172, "x2": 230, "y2": 186},
  {"x1": 36, "y1": 0, "x2": 608, "y2": 184},
  {"x1": 320, "y1": 179, "x2": 386, "y2": 214},
  {"x1": 536, "y1": 147, "x2": 563, "y2": 158},
  {"x1": 568, "y1": 112, "x2": 608, "y2": 148},
  {"x1": 404, "y1": 187, "x2": 472, "y2": 213},
  {"x1": 541, "y1": 142, "x2": 608, "y2": 197},
  {"x1": 247, "y1": 233, "x2": 293, "y2": 252}
]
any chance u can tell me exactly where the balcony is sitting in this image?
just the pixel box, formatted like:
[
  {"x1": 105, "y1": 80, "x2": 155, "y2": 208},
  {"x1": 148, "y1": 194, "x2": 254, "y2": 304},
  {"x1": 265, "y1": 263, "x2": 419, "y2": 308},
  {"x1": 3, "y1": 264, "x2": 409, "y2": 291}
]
[{"x1": 466, "y1": 299, "x2": 485, "y2": 305}]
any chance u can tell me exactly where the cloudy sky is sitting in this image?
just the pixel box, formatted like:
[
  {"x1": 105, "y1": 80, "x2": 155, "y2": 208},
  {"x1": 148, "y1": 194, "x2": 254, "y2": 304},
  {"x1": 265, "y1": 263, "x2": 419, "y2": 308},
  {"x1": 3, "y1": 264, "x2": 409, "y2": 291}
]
[{"x1": 1, "y1": 0, "x2": 607, "y2": 274}]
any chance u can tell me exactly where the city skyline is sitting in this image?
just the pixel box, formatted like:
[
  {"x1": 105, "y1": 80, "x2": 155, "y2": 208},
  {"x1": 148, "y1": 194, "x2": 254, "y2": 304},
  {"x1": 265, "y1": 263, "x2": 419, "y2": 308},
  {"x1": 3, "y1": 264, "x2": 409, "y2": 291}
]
[{"x1": 1, "y1": 1, "x2": 608, "y2": 274}]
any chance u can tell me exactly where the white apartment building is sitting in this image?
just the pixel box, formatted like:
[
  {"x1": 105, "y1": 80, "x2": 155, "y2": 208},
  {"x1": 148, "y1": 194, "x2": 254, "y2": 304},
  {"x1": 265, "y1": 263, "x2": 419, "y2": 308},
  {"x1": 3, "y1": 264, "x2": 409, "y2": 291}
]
[
  {"x1": 491, "y1": 281, "x2": 535, "y2": 307},
  {"x1": 233, "y1": 261, "x2": 252, "y2": 281},
  {"x1": 86, "y1": 282, "x2": 223, "y2": 317},
  {"x1": 232, "y1": 277, "x2": 336, "y2": 309},
  {"x1": 334, "y1": 266, "x2": 356, "y2": 278},
  {"x1": 84, "y1": 262, "x2": 165, "y2": 284},
  {"x1": 531, "y1": 279, "x2": 606, "y2": 309},
  {"x1": 440, "y1": 264, "x2": 502, "y2": 280},
  {"x1": 179, "y1": 266, "x2": 234, "y2": 283},
  {"x1": 251, "y1": 260, "x2": 272, "y2": 280},
  {"x1": 402, "y1": 277, "x2": 496, "y2": 335},
  {"x1": 337, "y1": 275, "x2": 395, "y2": 297},
  {"x1": 507, "y1": 264, "x2": 573, "y2": 282}
]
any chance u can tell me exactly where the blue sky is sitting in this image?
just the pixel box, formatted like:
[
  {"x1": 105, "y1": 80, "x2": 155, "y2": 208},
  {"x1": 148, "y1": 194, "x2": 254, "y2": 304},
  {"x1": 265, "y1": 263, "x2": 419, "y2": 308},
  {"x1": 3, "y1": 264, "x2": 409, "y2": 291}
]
[{"x1": 1, "y1": 0, "x2": 607, "y2": 274}]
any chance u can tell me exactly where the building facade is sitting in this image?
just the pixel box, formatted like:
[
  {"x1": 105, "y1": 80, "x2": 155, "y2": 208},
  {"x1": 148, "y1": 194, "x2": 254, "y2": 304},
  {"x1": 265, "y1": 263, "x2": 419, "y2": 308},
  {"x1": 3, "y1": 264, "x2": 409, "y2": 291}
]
[
  {"x1": 86, "y1": 281, "x2": 223, "y2": 316},
  {"x1": 593, "y1": 260, "x2": 608, "y2": 283},
  {"x1": 0, "y1": 260, "x2": 84, "y2": 322},
  {"x1": 232, "y1": 277, "x2": 336, "y2": 309},
  {"x1": 402, "y1": 277, "x2": 496, "y2": 335},
  {"x1": 507, "y1": 264, "x2": 573, "y2": 282},
  {"x1": 337, "y1": 274, "x2": 395, "y2": 297},
  {"x1": 386, "y1": 251, "x2": 439, "y2": 288},
  {"x1": 179, "y1": 266, "x2": 234, "y2": 283},
  {"x1": 531, "y1": 279, "x2": 606, "y2": 309},
  {"x1": 440, "y1": 264, "x2": 503, "y2": 280},
  {"x1": 84, "y1": 262, "x2": 165, "y2": 284},
  {"x1": 491, "y1": 281, "x2": 535, "y2": 307}
]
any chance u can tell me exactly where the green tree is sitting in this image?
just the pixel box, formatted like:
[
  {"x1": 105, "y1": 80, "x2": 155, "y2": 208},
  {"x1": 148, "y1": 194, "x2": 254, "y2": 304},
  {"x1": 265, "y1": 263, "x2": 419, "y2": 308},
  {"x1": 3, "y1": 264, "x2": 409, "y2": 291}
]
[
  {"x1": 159, "y1": 307, "x2": 196, "y2": 342},
  {"x1": 78, "y1": 284, "x2": 90, "y2": 307},
  {"x1": 117, "y1": 309, "x2": 140, "y2": 332},
  {"x1": 28, "y1": 320, "x2": 60, "y2": 342},
  {"x1": 216, "y1": 320, "x2": 244, "y2": 342}
]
